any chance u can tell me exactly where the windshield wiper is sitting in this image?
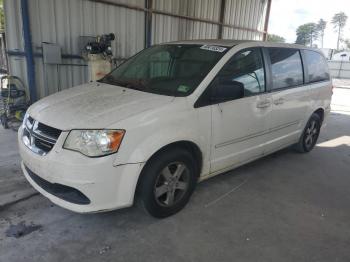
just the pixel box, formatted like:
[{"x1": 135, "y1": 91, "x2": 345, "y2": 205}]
[
  {"x1": 100, "y1": 75, "x2": 148, "y2": 90},
  {"x1": 123, "y1": 79, "x2": 149, "y2": 91},
  {"x1": 100, "y1": 76, "x2": 154, "y2": 94},
  {"x1": 99, "y1": 75, "x2": 128, "y2": 87}
]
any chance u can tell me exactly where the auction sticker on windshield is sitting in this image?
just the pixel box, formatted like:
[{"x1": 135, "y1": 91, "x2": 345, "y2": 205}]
[{"x1": 200, "y1": 45, "x2": 227, "y2": 52}]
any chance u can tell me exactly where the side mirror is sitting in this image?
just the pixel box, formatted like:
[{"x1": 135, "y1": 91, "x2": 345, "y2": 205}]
[{"x1": 210, "y1": 79, "x2": 244, "y2": 103}]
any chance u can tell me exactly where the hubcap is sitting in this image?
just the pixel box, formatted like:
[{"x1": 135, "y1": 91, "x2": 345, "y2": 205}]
[
  {"x1": 304, "y1": 120, "x2": 319, "y2": 149},
  {"x1": 154, "y1": 162, "x2": 190, "y2": 207}
]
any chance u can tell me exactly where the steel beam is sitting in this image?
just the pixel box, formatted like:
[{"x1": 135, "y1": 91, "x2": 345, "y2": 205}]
[
  {"x1": 263, "y1": 0, "x2": 272, "y2": 41},
  {"x1": 218, "y1": 0, "x2": 226, "y2": 39},
  {"x1": 20, "y1": 0, "x2": 37, "y2": 102},
  {"x1": 144, "y1": 0, "x2": 153, "y2": 48}
]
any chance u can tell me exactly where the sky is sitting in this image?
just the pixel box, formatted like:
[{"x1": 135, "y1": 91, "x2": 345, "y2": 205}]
[{"x1": 268, "y1": 0, "x2": 350, "y2": 49}]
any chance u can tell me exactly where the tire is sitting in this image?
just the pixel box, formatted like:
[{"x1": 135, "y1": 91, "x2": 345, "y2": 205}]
[
  {"x1": 137, "y1": 148, "x2": 198, "y2": 218},
  {"x1": 294, "y1": 113, "x2": 321, "y2": 153}
]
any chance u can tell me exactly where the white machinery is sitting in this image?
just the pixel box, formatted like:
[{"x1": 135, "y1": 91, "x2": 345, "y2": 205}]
[{"x1": 83, "y1": 33, "x2": 116, "y2": 81}]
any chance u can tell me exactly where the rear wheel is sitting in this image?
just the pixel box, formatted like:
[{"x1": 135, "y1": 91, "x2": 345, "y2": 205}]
[
  {"x1": 137, "y1": 148, "x2": 198, "y2": 218},
  {"x1": 294, "y1": 113, "x2": 321, "y2": 153}
]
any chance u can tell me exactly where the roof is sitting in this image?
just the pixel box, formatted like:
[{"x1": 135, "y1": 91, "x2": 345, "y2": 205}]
[
  {"x1": 162, "y1": 39, "x2": 322, "y2": 53},
  {"x1": 164, "y1": 39, "x2": 254, "y2": 47}
]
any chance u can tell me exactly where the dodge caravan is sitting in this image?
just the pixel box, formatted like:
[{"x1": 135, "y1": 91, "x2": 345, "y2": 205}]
[{"x1": 19, "y1": 40, "x2": 332, "y2": 218}]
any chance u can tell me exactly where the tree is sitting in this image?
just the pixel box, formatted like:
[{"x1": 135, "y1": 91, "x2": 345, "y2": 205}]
[
  {"x1": 317, "y1": 19, "x2": 327, "y2": 48},
  {"x1": 267, "y1": 34, "x2": 285, "y2": 43},
  {"x1": 0, "y1": 0, "x2": 4, "y2": 31},
  {"x1": 331, "y1": 12, "x2": 348, "y2": 50},
  {"x1": 295, "y1": 24, "x2": 310, "y2": 45},
  {"x1": 295, "y1": 23, "x2": 318, "y2": 46}
]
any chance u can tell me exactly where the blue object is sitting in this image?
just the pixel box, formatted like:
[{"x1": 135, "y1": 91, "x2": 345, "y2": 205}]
[{"x1": 20, "y1": 0, "x2": 37, "y2": 102}]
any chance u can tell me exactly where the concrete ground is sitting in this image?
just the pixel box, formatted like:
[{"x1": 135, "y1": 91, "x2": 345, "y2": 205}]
[{"x1": 0, "y1": 87, "x2": 350, "y2": 262}]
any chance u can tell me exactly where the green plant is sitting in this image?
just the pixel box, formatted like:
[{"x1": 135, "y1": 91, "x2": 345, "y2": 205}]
[
  {"x1": 317, "y1": 19, "x2": 327, "y2": 48},
  {"x1": 267, "y1": 34, "x2": 285, "y2": 43},
  {"x1": 331, "y1": 12, "x2": 348, "y2": 50},
  {"x1": 295, "y1": 23, "x2": 318, "y2": 46}
]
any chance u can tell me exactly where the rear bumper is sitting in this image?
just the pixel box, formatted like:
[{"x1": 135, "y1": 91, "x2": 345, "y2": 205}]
[{"x1": 18, "y1": 126, "x2": 145, "y2": 213}]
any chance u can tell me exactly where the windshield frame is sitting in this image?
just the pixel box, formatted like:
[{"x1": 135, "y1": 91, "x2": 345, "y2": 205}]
[{"x1": 98, "y1": 44, "x2": 230, "y2": 97}]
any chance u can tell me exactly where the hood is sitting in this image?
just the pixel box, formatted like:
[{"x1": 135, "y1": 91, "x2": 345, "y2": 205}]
[{"x1": 28, "y1": 82, "x2": 175, "y2": 130}]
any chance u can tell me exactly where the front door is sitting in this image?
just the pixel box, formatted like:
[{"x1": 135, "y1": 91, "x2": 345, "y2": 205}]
[{"x1": 209, "y1": 48, "x2": 272, "y2": 173}]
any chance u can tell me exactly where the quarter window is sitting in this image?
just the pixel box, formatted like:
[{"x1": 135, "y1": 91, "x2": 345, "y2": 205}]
[
  {"x1": 214, "y1": 48, "x2": 265, "y2": 98},
  {"x1": 268, "y1": 48, "x2": 303, "y2": 90},
  {"x1": 304, "y1": 50, "x2": 330, "y2": 83}
]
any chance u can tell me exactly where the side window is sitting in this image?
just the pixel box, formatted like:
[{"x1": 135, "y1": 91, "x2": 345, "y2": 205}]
[
  {"x1": 268, "y1": 48, "x2": 303, "y2": 90},
  {"x1": 213, "y1": 48, "x2": 265, "y2": 100},
  {"x1": 304, "y1": 50, "x2": 330, "y2": 83}
]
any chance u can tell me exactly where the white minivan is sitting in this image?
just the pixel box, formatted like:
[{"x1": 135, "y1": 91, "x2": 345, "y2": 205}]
[{"x1": 19, "y1": 40, "x2": 332, "y2": 218}]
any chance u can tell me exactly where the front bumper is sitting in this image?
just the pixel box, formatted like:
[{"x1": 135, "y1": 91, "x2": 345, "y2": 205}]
[{"x1": 18, "y1": 126, "x2": 145, "y2": 213}]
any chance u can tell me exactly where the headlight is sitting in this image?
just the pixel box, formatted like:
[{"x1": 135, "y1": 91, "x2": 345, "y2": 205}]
[{"x1": 63, "y1": 129, "x2": 125, "y2": 157}]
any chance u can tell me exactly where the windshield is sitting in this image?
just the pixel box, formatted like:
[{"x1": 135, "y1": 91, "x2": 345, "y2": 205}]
[{"x1": 99, "y1": 44, "x2": 229, "y2": 96}]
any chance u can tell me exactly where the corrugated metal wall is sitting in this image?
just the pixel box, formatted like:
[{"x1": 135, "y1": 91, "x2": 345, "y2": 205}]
[
  {"x1": 0, "y1": 33, "x2": 7, "y2": 71},
  {"x1": 4, "y1": 0, "x2": 145, "y2": 98},
  {"x1": 3, "y1": 0, "x2": 28, "y2": 92},
  {"x1": 223, "y1": 0, "x2": 267, "y2": 40},
  {"x1": 4, "y1": 0, "x2": 268, "y2": 99},
  {"x1": 152, "y1": 0, "x2": 221, "y2": 44}
]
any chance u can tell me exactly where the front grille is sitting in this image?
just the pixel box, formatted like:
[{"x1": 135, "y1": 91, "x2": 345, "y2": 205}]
[
  {"x1": 34, "y1": 138, "x2": 54, "y2": 152},
  {"x1": 22, "y1": 115, "x2": 62, "y2": 156},
  {"x1": 25, "y1": 165, "x2": 91, "y2": 205},
  {"x1": 37, "y1": 122, "x2": 61, "y2": 139}
]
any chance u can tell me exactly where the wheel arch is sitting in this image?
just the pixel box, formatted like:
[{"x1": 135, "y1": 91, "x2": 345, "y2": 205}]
[
  {"x1": 134, "y1": 140, "x2": 203, "y2": 197},
  {"x1": 142, "y1": 140, "x2": 203, "y2": 177},
  {"x1": 313, "y1": 108, "x2": 325, "y2": 123}
]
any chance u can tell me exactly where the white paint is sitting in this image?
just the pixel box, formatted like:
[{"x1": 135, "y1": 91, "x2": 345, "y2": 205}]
[{"x1": 317, "y1": 136, "x2": 350, "y2": 147}]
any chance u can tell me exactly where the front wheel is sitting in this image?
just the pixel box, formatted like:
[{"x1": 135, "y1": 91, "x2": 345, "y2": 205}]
[
  {"x1": 294, "y1": 113, "x2": 321, "y2": 153},
  {"x1": 137, "y1": 148, "x2": 198, "y2": 218}
]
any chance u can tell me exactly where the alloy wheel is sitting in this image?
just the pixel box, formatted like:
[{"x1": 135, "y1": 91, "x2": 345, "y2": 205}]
[
  {"x1": 304, "y1": 119, "x2": 319, "y2": 150},
  {"x1": 154, "y1": 162, "x2": 190, "y2": 207}
]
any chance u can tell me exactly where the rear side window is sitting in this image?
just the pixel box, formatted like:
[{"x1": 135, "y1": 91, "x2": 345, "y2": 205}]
[
  {"x1": 304, "y1": 50, "x2": 330, "y2": 83},
  {"x1": 268, "y1": 48, "x2": 304, "y2": 90}
]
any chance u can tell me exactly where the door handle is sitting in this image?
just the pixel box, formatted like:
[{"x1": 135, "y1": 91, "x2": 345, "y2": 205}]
[
  {"x1": 273, "y1": 98, "x2": 285, "y2": 105},
  {"x1": 256, "y1": 100, "x2": 271, "y2": 108}
]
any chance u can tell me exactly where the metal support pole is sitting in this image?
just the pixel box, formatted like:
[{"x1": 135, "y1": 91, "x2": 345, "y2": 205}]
[
  {"x1": 263, "y1": 0, "x2": 272, "y2": 41},
  {"x1": 144, "y1": 0, "x2": 153, "y2": 48},
  {"x1": 218, "y1": 0, "x2": 226, "y2": 39},
  {"x1": 20, "y1": 0, "x2": 37, "y2": 102}
]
